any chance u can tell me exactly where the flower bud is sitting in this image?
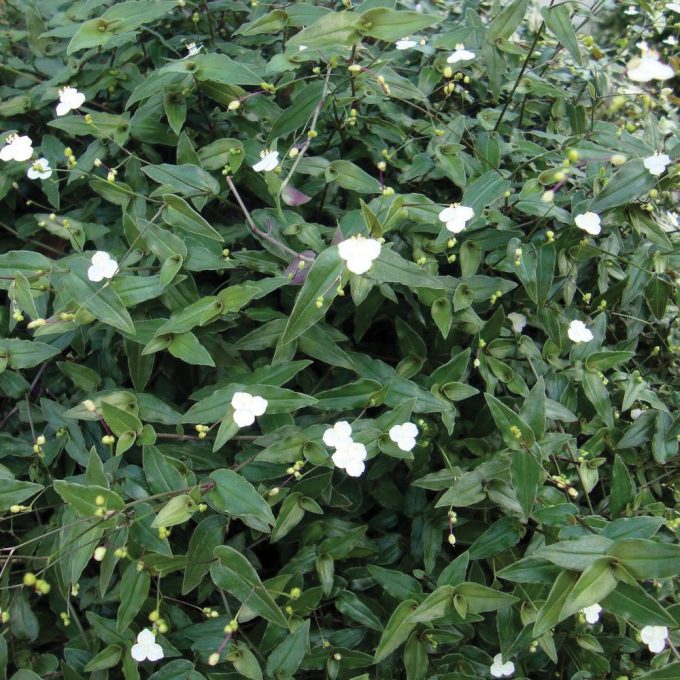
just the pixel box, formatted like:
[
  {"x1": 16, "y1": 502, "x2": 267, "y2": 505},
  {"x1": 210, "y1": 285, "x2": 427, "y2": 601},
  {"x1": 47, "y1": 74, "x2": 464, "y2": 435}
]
[
  {"x1": 228, "y1": 100, "x2": 240, "y2": 111},
  {"x1": 93, "y1": 546, "x2": 107, "y2": 561},
  {"x1": 23, "y1": 572, "x2": 37, "y2": 587},
  {"x1": 208, "y1": 653, "x2": 220, "y2": 666}
]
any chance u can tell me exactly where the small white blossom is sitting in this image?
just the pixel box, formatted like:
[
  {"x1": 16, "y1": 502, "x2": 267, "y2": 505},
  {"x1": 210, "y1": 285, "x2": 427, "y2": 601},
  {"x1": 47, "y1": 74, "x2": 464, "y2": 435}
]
[
  {"x1": 0, "y1": 134, "x2": 33, "y2": 162},
  {"x1": 323, "y1": 421, "x2": 353, "y2": 449},
  {"x1": 331, "y1": 441, "x2": 367, "y2": 477},
  {"x1": 56, "y1": 86, "x2": 86, "y2": 116},
  {"x1": 27, "y1": 158, "x2": 52, "y2": 180},
  {"x1": 581, "y1": 603, "x2": 602, "y2": 624},
  {"x1": 640, "y1": 625, "x2": 668, "y2": 654},
  {"x1": 627, "y1": 50, "x2": 674, "y2": 82},
  {"x1": 298, "y1": 45, "x2": 308, "y2": 51},
  {"x1": 624, "y1": 5, "x2": 638, "y2": 14},
  {"x1": 668, "y1": 2, "x2": 680, "y2": 12},
  {"x1": 388, "y1": 422, "x2": 418, "y2": 452},
  {"x1": 574, "y1": 211, "x2": 601, "y2": 236},
  {"x1": 644, "y1": 152, "x2": 671, "y2": 176},
  {"x1": 337, "y1": 235, "x2": 382, "y2": 275},
  {"x1": 447, "y1": 44, "x2": 475, "y2": 64},
  {"x1": 185, "y1": 42, "x2": 202, "y2": 57},
  {"x1": 438, "y1": 203, "x2": 474, "y2": 233},
  {"x1": 131, "y1": 629, "x2": 164, "y2": 662},
  {"x1": 87, "y1": 251, "x2": 118, "y2": 282},
  {"x1": 630, "y1": 408, "x2": 644, "y2": 420},
  {"x1": 395, "y1": 38, "x2": 418, "y2": 50},
  {"x1": 568, "y1": 319, "x2": 594, "y2": 343},
  {"x1": 490, "y1": 654, "x2": 515, "y2": 678},
  {"x1": 231, "y1": 391, "x2": 267, "y2": 427},
  {"x1": 664, "y1": 35, "x2": 678, "y2": 46},
  {"x1": 507, "y1": 312, "x2": 527, "y2": 334},
  {"x1": 252, "y1": 150, "x2": 279, "y2": 172}
]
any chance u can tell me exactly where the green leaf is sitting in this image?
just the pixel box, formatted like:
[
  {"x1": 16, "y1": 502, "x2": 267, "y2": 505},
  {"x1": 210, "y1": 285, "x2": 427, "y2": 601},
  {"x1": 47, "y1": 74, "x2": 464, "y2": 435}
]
[
  {"x1": 0, "y1": 339, "x2": 60, "y2": 370},
  {"x1": 533, "y1": 570, "x2": 579, "y2": 637},
  {"x1": 336, "y1": 591, "x2": 384, "y2": 631},
  {"x1": 168, "y1": 332, "x2": 215, "y2": 367},
  {"x1": 83, "y1": 645, "x2": 122, "y2": 672},
  {"x1": 541, "y1": 4, "x2": 582, "y2": 66},
  {"x1": 63, "y1": 274, "x2": 135, "y2": 334},
  {"x1": 454, "y1": 582, "x2": 517, "y2": 613},
  {"x1": 602, "y1": 581, "x2": 677, "y2": 627},
  {"x1": 535, "y1": 535, "x2": 613, "y2": 570},
  {"x1": 638, "y1": 664, "x2": 680, "y2": 680},
  {"x1": 288, "y1": 11, "x2": 361, "y2": 49},
  {"x1": 582, "y1": 370, "x2": 614, "y2": 429},
  {"x1": 589, "y1": 160, "x2": 658, "y2": 213},
  {"x1": 645, "y1": 276, "x2": 672, "y2": 319},
  {"x1": 150, "y1": 494, "x2": 196, "y2": 528},
  {"x1": 462, "y1": 171, "x2": 511, "y2": 217},
  {"x1": 192, "y1": 53, "x2": 262, "y2": 86},
  {"x1": 206, "y1": 469, "x2": 275, "y2": 531},
  {"x1": 281, "y1": 247, "x2": 344, "y2": 344},
  {"x1": 212, "y1": 546, "x2": 288, "y2": 627},
  {"x1": 559, "y1": 558, "x2": 617, "y2": 621},
  {"x1": 358, "y1": 8, "x2": 442, "y2": 41},
  {"x1": 116, "y1": 563, "x2": 150, "y2": 632},
  {"x1": 487, "y1": 0, "x2": 528, "y2": 42},
  {"x1": 161, "y1": 194, "x2": 223, "y2": 241},
  {"x1": 182, "y1": 515, "x2": 227, "y2": 595},
  {"x1": 511, "y1": 449, "x2": 541, "y2": 519},
  {"x1": 374, "y1": 600, "x2": 418, "y2": 662},
  {"x1": 0, "y1": 478, "x2": 44, "y2": 512},
  {"x1": 142, "y1": 164, "x2": 220, "y2": 196},
  {"x1": 52, "y1": 481, "x2": 125, "y2": 517},
  {"x1": 270, "y1": 81, "x2": 324, "y2": 141},
  {"x1": 469, "y1": 517, "x2": 523, "y2": 559},
  {"x1": 606, "y1": 539, "x2": 680, "y2": 579},
  {"x1": 265, "y1": 619, "x2": 310, "y2": 677},
  {"x1": 325, "y1": 161, "x2": 382, "y2": 193},
  {"x1": 484, "y1": 394, "x2": 535, "y2": 450}
]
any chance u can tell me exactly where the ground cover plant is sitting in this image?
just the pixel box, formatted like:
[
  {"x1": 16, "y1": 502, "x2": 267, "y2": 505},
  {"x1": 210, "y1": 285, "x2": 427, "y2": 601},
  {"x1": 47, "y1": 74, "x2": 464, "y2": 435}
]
[{"x1": 0, "y1": 0, "x2": 679, "y2": 678}]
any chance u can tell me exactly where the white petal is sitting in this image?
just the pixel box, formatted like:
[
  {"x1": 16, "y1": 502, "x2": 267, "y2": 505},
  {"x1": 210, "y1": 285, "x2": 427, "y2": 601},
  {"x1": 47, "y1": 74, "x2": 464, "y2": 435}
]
[
  {"x1": 649, "y1": 638, "x2": 666, "y2": 653},
  {"x1": 233, "y1": 408, "x2": 255, "y2": 427},
  {"x1": 231, "y1": 391, "x2": 252, "y2": 410},
  {"x1": 335, "y1": 421, "x2": 352, "y2": 438},
  {"x1": 364, "y1": 238, "x2": 382, "y2": 260},
  {"x1": 91, "y1": 251, "x2": 111, "y2": 267},
  {"x1": 145, "y1": 642, "x2": 164, "y2": 661},
  {"x1": 55, "y1": 101, "x2": 71, "y2": 116},
  {"x1": 27, "y1": 167, "x2": 39, "y2": 179},
  {"x1": 337, "y1": 238, "x2": 360, "y2": 261},
  {"x1": 137, "y1": 629, "x2": 156, "y2": 645},
  {"x1": 346, "y1": 254, "x2": 373, "y2": 275},
  {"x1": 446, "y1": 220, "x2": 467, "y2": 234},
  {"x1": 388, "y1": 425, "x2": 403, "y2": 443},
  {"x1": 331, "y1": 448, "x2": 351, "y2": 469},
  {"x1": 401, "y1": 422, "x2": 418, "y2": 437},
  {"x1": 249, "y1": 396, "x2": 268, "y2": 417},
  {"x1": 344, "y1": 457, "x2": 365, "y2": 477},
  {"x1": 87, "y1": 265, "x2": 104, "y2": 282},
  {"x1": 396, "y1": 436, "x2": 416, "y2": 452},
  {"x1": 101, "y1": 258, "x2": 118, "y2": 278},
  {"x1": 130, "y1": 643, "x2": 147, "y2": 662}
]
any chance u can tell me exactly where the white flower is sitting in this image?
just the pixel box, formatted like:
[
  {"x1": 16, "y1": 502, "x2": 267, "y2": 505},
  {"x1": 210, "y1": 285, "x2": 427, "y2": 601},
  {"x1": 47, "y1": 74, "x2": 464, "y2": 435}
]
[
  {"x1": 323, "y1": 421, "x2": 353, "y2": 449},
  {"x1": 298, "y1": 45, "x2": 308, "y2": 51},
  {"x1": 337, "y1": 235, "x2": 382, "y2": 275},
  {"x1": 331, "y1": 441, "x2": 367, "y2": 477},
  {"x1": 660, "y1": 211, "x2": 678, "y2": 233},
  {"x1": 131, "y1": 629, "x2": 164, "y2": 662},
  {"x1": 56, "y1": 86, "x2": 86, "y2": 116},
  {"x1": 0, "y1": 134, "x2": 33, "y2": 162},
  {"x1": 490, "y1": 654, "x2": 515, "y2": 678},
  {"x1": 252, "y1": 150, "x2": 279, "y2": 172},
  {"x1": 389, "y1": 422, "x2": 418, "y2": 452},
  {"x1": 624, "y1": 5, "x2": 638, "y2": 14},
  {"x1": 668, "y1": 2, "x2": 680, "y2": 12},
  {"x1": 581, "y1": 603, "x2": 602, "y2": 624},
  {"x1": 568, "y1": 319, "x2": 594, "y2": 343},
  {"x1": 87, "y1": 251, "x2": 118, "y2": 282},
  {"x1": 231, "y1": 391, "x2": 267, "y2": 427},
  {"x1": 447, "y1": 44, "x2": 476, "y2": 64},
  {"x1": 640, "y1": 625, "x2": 668, "y2": 654},
  {"x1": 185, "y1": 42, "x2": 202, "y2": 57},
  {"x1": 27, "y1": 158, "x2": 52, "y2": 180},
  {"x1": 627, "y1": 50, "x2": 674, "y2": 82},
  {"x1": 396, "y1": 38, "x2": 418, "y2": 50},
  {"x1": 574, "y1": 211, "x2": 601, "y2": 236},
  {"x1": 507, "y1": 312, "x2": 527, "y2": 334},
  {"x1": 438, "y1": 203, "x2": 474, "y2": 233},
  {"x1": 643, "y1": 152, "x2": 671, "y2": 176},
  {"x1": 664, "y1": 35, "x2": 678, "y2": 46},
  {"x1": 630, "y1": 408, "x2": 644, "y2": 420}
]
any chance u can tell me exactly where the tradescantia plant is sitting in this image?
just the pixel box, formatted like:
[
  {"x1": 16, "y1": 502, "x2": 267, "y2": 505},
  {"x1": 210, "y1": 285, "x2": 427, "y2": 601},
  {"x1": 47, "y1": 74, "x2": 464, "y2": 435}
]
[{"x1": 0, "y1": 0, "x2": 679, "y2": 678}]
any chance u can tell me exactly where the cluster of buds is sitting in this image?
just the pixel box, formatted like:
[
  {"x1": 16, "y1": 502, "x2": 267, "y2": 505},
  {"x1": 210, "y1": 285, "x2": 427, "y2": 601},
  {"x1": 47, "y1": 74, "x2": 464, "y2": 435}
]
[
  {"x1": 260, "y1": 81, "x2": 276, "y2": 95},
  {"x1": 347, "y1": 108, "x2": 358, "y2": 127},
  {"x1": 0, "y1": 609, "x2": 9, "y2": 624},
  {"x1": 336, "y1": 284, "x2": 345, "y2": 297},
  {"x1": 23, "y1": 572, "x2": 51, "y2": 594},
  {"x1": 597, "y1": 299, "x2": 607, "y2": 311},
  {"x1": 158, "y1": 526, "x2": 171, "y2": 540},
  {"x1": 148, "y1": 610, "x2": 169, "y2": 634},
  {"x1": 315, "y1": 295, "x2": 324, "y2": 309},
  {"x1": 666, "y1": 516, "x2": 680, "y2": 531},
  {"x1": 224, "y1": 618, "x2": 238, "y2": 634},
  {"x1": 509, "y1": 425, "x2": 522, "y2": 440},
  {"x1": 376, "y1": 75, "x2": 391, "y2": 95},
  {"x1": 33, "y1": 434, "x2": 46, "y2": 457},
  {"x1": 94, "y1": 494, "x2": 110, "y2": 517},
  {"x1": 195, "y1": 424, "x2": 209, "y2": 439},
  {"x1": 528, "y1": 640, "x2": 538, "y2": 653},
  {"x1": 286, "y1": 460, "x2": 305, "y2": 480},
  {"x1": 514, "y1": 248, "x2": 522, "y2": 266},
  {"x1": 113, "y1": 547, "x2": 128, "y2": 559},
  {"x1": 27, "y1": 318, "x2": 46, "y2": 329},
  {"x1": 202, "y1": 607, "x2": 220, "y2": 618},
  {"x1": 63, "y1": 146, "x2": 77, "y2": 168},
  {"x1": 595, "y1": 370, "x2": 608, "y2": 386},
  {"x1": 550, "y1": 474, "x2": 578, "y2": 498},
  {"x1": 489, "y1": 289, "x2": 503, "y2": 305},
  {"x1": 106, "y1": 167, "x2": 118, "y2": 183},
  {"x1": 546, "y1": 230, "x2": 555, "y2": 243},
  {"x1": 102, "y1": 434, "x2": 115, "y2": 445},
  {"x1": 289, "y1": 587, "x2": 302, "y2": 601},
  {"x1": 12, "y1": 307, "x2": 24, "y2": 322},
  {"x1": 10, "y1": 504, "x2": 29, "y2": 513},
  {"x1": 60, "y1": 611, "x2": 71, "y2": 627}
]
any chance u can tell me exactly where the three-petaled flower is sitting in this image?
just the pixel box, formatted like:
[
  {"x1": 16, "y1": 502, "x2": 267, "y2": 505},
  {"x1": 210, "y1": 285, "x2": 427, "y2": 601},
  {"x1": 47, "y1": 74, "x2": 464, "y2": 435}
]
[
  {"x1": 643, "y1": 152, "x2": 671, "y2": 177},
  {"x1": 574, "y1": 211, "x2": 601, "y2": 236},
  {"x1": 490, "y1": 654, "x2": 515, "y2": 678},
  {"x1": 323, "y1": 421, "x2": 353, "y2": 449},
  {"x1": 332, "y1": 441, "x2": 367, "y2": 477},
  {"x1": 640, "y1": 625, "x2": 668, "y2": 654},
  {"x1": 507, "y1": 312, "x2": 527, "y2": 334},
  {"x1": 253, "y1": 150, "x2": 279, "y2": 172},
  {"x1": 338, "y1": 235, "x2": 382, "y2": 275},
  {"x1": 1, "y1": 134, "x2": 33, "y2": 162},
  {"x1": 231, "y1": 391, "x2": 267, "y2": 427},
  {"x1": 568, "y1": 319, "x2": 593, "y2": 343},
  {"x1": 27, "y1": 158, "x2": 52, "y2": 180},
  {"x1": 131, "y1": 629, "x2": 164, "y2": 662},
  {"x1": 581, "y1": 603, "x2": 602, "y2": 624},
  {"x1": 395, "y1": 38, "x2": 417, "y2": 50},
  {"x1": 627, "y1": 50, "x2": 674, "y2": 82},
  {"x1": 438, "y1": 203, "x2": 474, "y2": 233},
  {"x1": 87, "y1": 251, "x2": 118, "y2": 282},
  {"x1": 388, "y1": 422, "x2": 418, "y2": 452},
  {"x1": 447, "y1": 44, "x2": 475, "y2": 64},
  {"x1": 56, "y1": 86, "x2": 86, "y2": 116},
  {"x1": 185, "y1": 42, "x2": 202, "y2": 57}
]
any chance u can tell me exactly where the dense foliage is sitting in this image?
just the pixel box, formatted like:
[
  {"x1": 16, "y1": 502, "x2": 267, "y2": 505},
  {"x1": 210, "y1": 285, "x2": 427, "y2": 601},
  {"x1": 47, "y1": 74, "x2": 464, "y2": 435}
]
[{"x1": 0, "y1": 0, "x2": 679, "y2": 678}]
